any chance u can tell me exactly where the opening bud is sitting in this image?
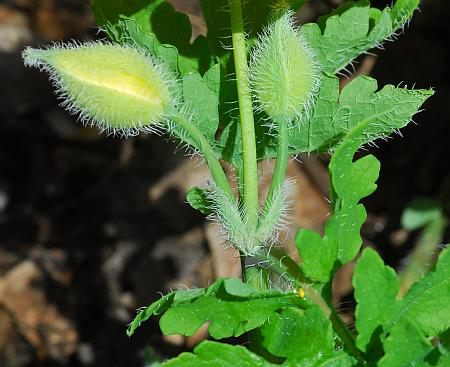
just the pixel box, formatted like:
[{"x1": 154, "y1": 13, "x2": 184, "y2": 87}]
[
  {"x1": 23, "y1": 42, "x2": 175, "y2": 136},
  {"x1": 250, "y1": 12, "x2": 321, "y2": 121}
]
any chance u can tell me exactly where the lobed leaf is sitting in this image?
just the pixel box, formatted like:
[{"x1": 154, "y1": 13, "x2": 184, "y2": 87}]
[
  {"x1": 224, "y1": 74, "x2": 432, "y2": 164},
  {"x1": 296, "y1": 120, "x2": 381, "y2": 283},
  {"x1": 288, "y1": 73, "x2": 434, "y2": 154},
  {"x1": 303, "y1": 353, "x2": 357, "y2": 367},
  {"x1": 182, "y1": 65, "x2": 221, "y2": 142},
  {"x1": 161, "y1": 340, "x2": 356, "y2": 367},
  {"x1": 353, "y1": 248, "x2": 399, "y2": 353},
  {"x1": 91, "y1": 0, "x2": 212, "y2": 75},
  {"x1": 127, "y1": 278, "x2": 306, "y2": 339},
  {"x1": 162, "y1": 340, "x2": 277, "y2": 367},
  {"x1": 385, "y1": 247, "x2": 450, "y2": 337},
  {"x1": 260, "y1": 306, "x2": 334, "y2": 363},
  {"x1": 302, "y1": 0, "x2": 420, "y2": 74},
  {"x1": 391, "y1": 0, "x2": 421, "y2": 29},
  {"x1": 378, "y1": 320, "x2": 433, "y2": 367},
  {"x1": 295, "y1": 230, "x2": 337, "y2": 283}
]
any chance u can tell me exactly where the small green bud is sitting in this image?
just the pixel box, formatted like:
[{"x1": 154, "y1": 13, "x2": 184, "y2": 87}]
[
  {"x1": 250, "y1": 12, "x2": 321, "y2": 121},
  {"x1": 23, "y1": 42, "x2": 174, "y2": 136}
]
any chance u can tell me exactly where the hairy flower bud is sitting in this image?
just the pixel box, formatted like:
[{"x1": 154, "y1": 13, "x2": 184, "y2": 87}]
[
  {"x1": 250, "y1": 12, "x2": 321, "y2": 121},
  {"x1": 23, "y1": 42, "x2": 174, "y2": 136}
]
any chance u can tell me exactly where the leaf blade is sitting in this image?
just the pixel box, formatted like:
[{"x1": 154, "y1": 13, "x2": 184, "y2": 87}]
[
  {"x1": 302, "y1": 0, "x2": 420, "y2": 74},
  {"x1": 162, "y1": 340, "x2": 277, "y2": 367},
  {"x1": 386, "y1": 247, "x2": 450, "y2": 336},
  {"x1": 353, "y1": 248, "x2": 399, "y2": 353},
  {"x1": 379, "y1": 320, "x2": 433, "y2": 367},
  {"x1": 128, "y1": 278, "x2": 306, "y2": 339},
  {"x1": 288, "y1": 74, "x2": 434, "y2": 155},
  {"x1": 296, "y1": 120, "x2": 381, "y2": 283},
  {"x1": 261, "y1": 306, "x2": 334, "y2": 363},
  {"x1": 91, "y1": 0, "x2": 212, "y2": 75}
]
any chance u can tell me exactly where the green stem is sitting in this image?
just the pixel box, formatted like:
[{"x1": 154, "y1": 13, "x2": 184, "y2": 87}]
[
  {"x1": 264, "y1": 116, "x2": 289, "y2": 213},
  {"x1": 227, "y1": 2, "x2": 363, "y2": 361},
  {"x1": 229, "y1": 0, "x2": 259, "y2": 230},
  {"x1": 171, "y1": 112, "x2": 234, "y2": 199},
  {"x1": 240, "y1": 253, "x2": 247, "y2": 282},
  {"x1": 329, "y1": 308, "x2": 365, "y2": 363}
]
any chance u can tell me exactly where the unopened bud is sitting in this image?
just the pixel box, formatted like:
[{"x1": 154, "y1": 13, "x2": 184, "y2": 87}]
[
  {"x1": 250, "y1": 12, "x2": 321, "y2": 121},
  {"x1": 23, "y1": 42, "x2": 174, "y2": 136}
]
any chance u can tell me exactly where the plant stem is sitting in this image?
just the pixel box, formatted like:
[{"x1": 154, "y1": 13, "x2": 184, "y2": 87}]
[
  {"x1": 229, "y1": 0, "x2": 259, "y2": 231},
  {"x1": 171, "y1": 112, "x2": 234, "y2": 199},
  {"x1": 227, "y1": 3, "x2": 363, "y2": 361},
  {"x1": 264, "y1": 116, "x2": 289, "y2": 213},
  {"x1": 329, "y1": 308, "x2": 365, "y2": 363}
]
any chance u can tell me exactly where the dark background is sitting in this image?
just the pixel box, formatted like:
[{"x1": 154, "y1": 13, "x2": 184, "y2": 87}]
[{"x1": 0, "y1": 0, "x2": 449, "y2": 366}]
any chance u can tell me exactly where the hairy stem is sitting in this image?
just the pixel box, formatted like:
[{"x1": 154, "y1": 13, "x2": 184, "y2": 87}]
[
  {"x1": 171, "y1": 112, "x2": 234, "y2": 199},
  {"x1": 229, "y1": 0, "x2": 259, "y2": 230},
  {"x1": 264, "y1": 116, "x2": 289, "y2": 213}
]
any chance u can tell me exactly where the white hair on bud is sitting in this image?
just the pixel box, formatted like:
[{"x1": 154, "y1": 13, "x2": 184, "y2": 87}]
[
  {"x1": 249, "y1": 11, "x2": 321, "y2": 123},
  {"x1": 23, "y1": 41, "x2": 180, "y2": 138}
]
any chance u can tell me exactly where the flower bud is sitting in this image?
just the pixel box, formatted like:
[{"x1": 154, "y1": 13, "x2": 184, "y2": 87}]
[
  {"x1": 23, "y1": 42, "x2": 174, "y2": 136},
  {"x1": 250, "y1": 12, "x2": 320, "y2": 121}
]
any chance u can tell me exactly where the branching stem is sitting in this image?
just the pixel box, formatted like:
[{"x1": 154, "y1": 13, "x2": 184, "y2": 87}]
[{"x1": 227, "y1": 2, "x2": 364, "y2": 363}]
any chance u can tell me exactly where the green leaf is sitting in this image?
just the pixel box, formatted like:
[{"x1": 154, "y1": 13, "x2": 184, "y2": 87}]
[
  {"x1": 353, "y1": 248, "x2": 399, "y2": 353},
  {"x1": 288, "y1": 74, "x2": 434, "y2": 154},
  {"x1": 182, "y1": 66, "x2": 221, "y2": 142},
  {"x1": 296, "y1": 120, "x2": 381, "y2": 282},
  {"x1": 306, "y1": 353, "x2": 357, "y2": 367},
  {"x1": 127, "y1": 288, "x2": 204, "y2": 337},
  {"x1": 224, "y1": 73, "x2": 432, "y2": 164},
  {"x1": 302, "y1": 0, "x2": 420, "y2": 74},
  {"x1": 91, "y1": 0, "x2": 212, "y2": 75},
  {"x1": 386, "y1": 247, "x2": 450, "y2": 336},
  {"x1": 289, "y1": 352, "x2": 357, "y2": 367},
  {"x1": 261, "y1": 306, "x2": 334, "y2": 362},
  {"x1": 379, "y1": 320, "x2": 433, "y2": 367},
  {"x1": 401, "y1": 197, "x2": 443, "y2": 230},
  {"x1": 127, "y1": 278, "x2": 306, "y2": 339},
  {"x1": 162, "y1": 340, "x2": 277, "y2": 367},
  {"x1": 186, "y1": 187, "x2": 213, "y2": 215},
  {"x1": 295, "y1": 230, "x2": 338, "y2": 283},
  {"x1": 391, "y1": 0, "x2": 421, "y2": 29},
  {"x1": 436, "y1": 350, "x2": 450, "y2": 367}
]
